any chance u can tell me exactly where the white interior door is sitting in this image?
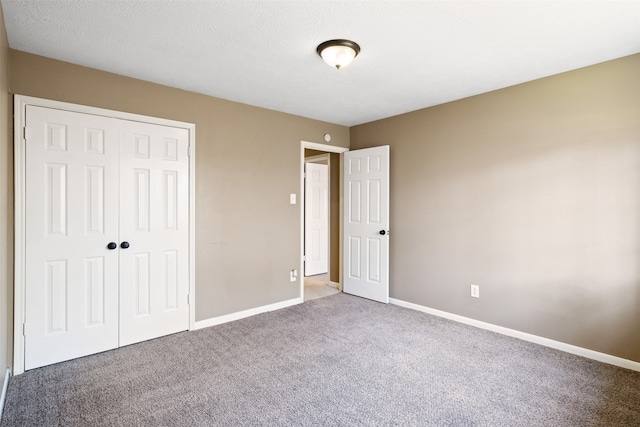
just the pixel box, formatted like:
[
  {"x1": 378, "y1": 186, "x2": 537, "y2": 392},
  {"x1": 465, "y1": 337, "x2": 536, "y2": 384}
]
[
  {"x1": 343, "y1": 146, "x2": 390, "y2": 303},
  {"x1": 118, "y1": 120, "x2": 190, "y2": 346},
  {"x1": 304, "y1": 162, "x2": 329, "y2": 276},
  {"x1": 24, "y1": 106, "x2": 120, "y2": 370}
]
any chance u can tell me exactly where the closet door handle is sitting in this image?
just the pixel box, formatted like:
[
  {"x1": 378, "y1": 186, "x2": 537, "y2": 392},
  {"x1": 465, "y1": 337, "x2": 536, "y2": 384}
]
[
  {"x1": 120, "y1": 241, "x2": 130, "y2": 249},
  {"x1": 107, "y1": 242, "x2": 117, "y2": 250}
]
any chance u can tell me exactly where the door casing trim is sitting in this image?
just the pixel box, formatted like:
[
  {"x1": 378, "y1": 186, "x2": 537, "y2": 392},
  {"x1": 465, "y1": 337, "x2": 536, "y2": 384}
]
[{"x1": 13, "y1": 95, "x2": 197, "y2": 375}]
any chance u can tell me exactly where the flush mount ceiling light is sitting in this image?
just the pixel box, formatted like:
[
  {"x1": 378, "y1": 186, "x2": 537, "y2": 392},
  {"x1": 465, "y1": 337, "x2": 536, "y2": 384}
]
[{"x1": 316, "y1": 39, "x2": 361, "y2": 70}]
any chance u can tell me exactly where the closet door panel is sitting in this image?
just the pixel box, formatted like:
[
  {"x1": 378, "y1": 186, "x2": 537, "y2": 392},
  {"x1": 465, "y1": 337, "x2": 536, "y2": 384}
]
[
  {"x1": 24, "y1": 106, "x2": 120, "y2": 370},
  {"x1": 119, "y1": 121, "x2": 190, "y2": 346}
]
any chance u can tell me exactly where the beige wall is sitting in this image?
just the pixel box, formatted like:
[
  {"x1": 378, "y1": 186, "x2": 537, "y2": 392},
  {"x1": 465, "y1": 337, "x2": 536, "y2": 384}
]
[
  {"x1": 9, "y1": 50, "x2": 349, "y2": 323},
  {"x1": 0, "y1": 3, "x2": 11, "y2": 376},
  {"x1": 351, "y1": 54, "x2": 640, "y2": 362},
  {"x1": 304, "y1": 149, "x2": 326, "y2": 158},
  {"x1": 329, "y1": 152, "x2": 340, "y2": 283}
]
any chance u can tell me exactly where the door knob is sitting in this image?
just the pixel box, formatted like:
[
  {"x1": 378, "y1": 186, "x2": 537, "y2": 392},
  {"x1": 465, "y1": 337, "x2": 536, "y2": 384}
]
[
  {"x1": 120, "y1": 241, "x2": 130, "y2": 249},
  {"x1": 107, "y1": 242, "x2": 117, "y2": 250},
  {"x1": 379, "y1": 230, "x2": 389, "y2": 236}
]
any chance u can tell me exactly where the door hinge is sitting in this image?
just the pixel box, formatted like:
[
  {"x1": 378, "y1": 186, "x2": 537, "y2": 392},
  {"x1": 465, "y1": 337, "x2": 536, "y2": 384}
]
[
  {"x1": 303, "y1": 255, "x2": 306, "y2": 261},
  {"x1": 23, "y1": 127, "x2": 26, "y2": 141},
  {"x1": 23, "y1": 322, "x2": 26, "y2": 336},
  {"x1": 187, "y1": 146, "x2": 191, "y2": 157}
]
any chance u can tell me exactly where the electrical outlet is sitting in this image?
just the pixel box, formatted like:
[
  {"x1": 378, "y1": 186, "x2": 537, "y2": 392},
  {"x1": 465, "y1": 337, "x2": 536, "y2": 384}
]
[
  {"x1": 470, "y1": 284, "x2": 480, "y2": 298},
  {"x1": 290, "y1": 269, "x2": 297, "y2": 282}
]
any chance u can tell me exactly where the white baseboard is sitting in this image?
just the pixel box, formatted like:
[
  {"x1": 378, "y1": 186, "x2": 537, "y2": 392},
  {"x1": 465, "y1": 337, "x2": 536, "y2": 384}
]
[
  {"x1": 328, "y1": 281, "x2": 340, "y2": 289},
  {"x1": 0, "y1": 368, "x2": 10, "y2": 421},
  {"x1": 389, "y1": 298, "x2": 640, "y2": 372},
  {"x1": 194, "y1": 297, "x2": 302, "y2": 330}
]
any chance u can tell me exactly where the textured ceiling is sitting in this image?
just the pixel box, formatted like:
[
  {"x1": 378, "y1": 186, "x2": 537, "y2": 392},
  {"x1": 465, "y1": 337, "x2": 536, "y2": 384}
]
[{"x1": 2, "y1": 0, "x2": 639, "y2": 126}]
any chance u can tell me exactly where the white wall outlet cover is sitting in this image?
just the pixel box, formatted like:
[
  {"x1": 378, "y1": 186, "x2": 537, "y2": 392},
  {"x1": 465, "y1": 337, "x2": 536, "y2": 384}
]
[
  {"x1": 470, "y1": 284, "x2": 480, "y2": 298},
  {"x1": 290, "y1": 193, "x2": 296, "y2": 204},
  {"x1": 323, "y1": 133, "x2": 331, "y2": 142}
]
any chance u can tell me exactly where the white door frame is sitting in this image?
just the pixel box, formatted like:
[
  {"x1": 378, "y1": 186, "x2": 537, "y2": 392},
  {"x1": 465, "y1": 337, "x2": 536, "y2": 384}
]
[
  {"x1": 13, "y1": 95, "x2": 197, "y2": 375},
  {"x1": 300, "y1": 141, "x2": 348, "y2": 300}
]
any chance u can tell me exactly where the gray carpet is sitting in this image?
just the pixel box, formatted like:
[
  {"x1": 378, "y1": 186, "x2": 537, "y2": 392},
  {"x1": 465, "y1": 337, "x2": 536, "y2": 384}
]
[{"x1": 2, "y1": 293, "x2": 640, "y2": 426}]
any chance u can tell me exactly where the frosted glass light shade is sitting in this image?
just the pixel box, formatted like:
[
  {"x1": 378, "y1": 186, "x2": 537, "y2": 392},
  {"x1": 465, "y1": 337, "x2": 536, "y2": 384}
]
[{"x1": 317, "y1": 39, "x2": 361, "y2": 70}]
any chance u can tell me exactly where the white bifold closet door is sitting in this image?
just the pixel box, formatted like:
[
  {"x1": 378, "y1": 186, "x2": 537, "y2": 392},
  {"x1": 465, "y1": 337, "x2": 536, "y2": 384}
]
[
  {"x1": 24, "y1": 105, "x2": 189, "y2": 370},
  {"x1": 118, "y1": 120, "x2": 189, "y2": 346}
]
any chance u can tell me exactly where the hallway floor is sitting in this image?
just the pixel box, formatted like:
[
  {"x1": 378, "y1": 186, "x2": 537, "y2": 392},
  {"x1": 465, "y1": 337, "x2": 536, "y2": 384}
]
[{"x1": 304, "y1": 274, "x2": 340, "y2": 301}]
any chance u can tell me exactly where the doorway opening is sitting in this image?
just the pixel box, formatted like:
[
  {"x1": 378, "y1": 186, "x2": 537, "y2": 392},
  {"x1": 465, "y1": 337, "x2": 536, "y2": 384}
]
[{"x1": 300, "y1": 141, "x2": 348, "y2": 302}]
